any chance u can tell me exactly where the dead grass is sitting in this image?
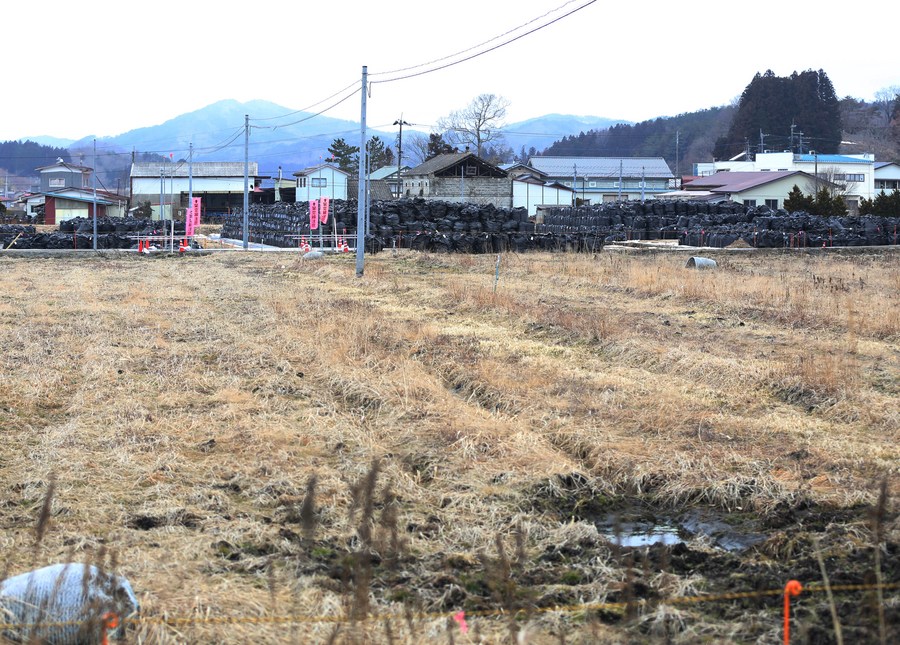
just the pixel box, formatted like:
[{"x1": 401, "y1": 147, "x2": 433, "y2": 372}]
[{"x1": 0, "y1": 248, "x2": 897, "y2": 643}]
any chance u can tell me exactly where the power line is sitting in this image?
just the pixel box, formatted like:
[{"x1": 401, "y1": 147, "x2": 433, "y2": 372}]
[{"x1": 370, "y1": 0, "x2": 597, "y2": 85}]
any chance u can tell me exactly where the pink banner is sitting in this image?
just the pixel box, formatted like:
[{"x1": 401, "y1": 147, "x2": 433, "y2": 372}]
[
  {"x1": 192, "y1": 197, "x2": 201, "y2": 230},
  {"x1": 310, "y1": 199, "x2": 319, "y2": 230},
  {"x1": 185, "y1": 207, "x2": 194, "y2": 236},
  {"x1": 319, "y1": 197, "x2": 330, "y2": 225}
]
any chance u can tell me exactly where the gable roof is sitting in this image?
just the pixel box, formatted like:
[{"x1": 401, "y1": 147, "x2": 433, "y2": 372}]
[
  {"x1": 684, "y1": 171, "x2": 818, "y2": 193},
  {"x1": 293, "y1": 163, "x2": 350, "y2": 177},
  {"x1": 369, "y1": 165, "x2": 408, "y2": 180},
  {"x1": 131, "y1": 161, "x2": 261, "y2": 178},
  {"x1": 406, "y1": 152, "x2": 506, "y2": 178},
  {"x1": 528, "y1": 156, "x2": 674, "y2": 179},
  {"x1": 35, "y1": 160, "x2": 92, "y2": 173}
]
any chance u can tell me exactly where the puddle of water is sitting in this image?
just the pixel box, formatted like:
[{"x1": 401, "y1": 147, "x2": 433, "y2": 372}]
[
  {"x1": 609, "y1": 523, "x2": 682, "y2": 547},
  {"x1": 595, "y1": 509, "x2": 768, "y2": 552}
]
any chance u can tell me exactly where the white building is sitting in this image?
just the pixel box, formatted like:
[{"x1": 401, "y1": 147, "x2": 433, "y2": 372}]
[
  {"x1": 527, "y1": 156, "x2": 674, "y2": 203},
  {"x1": 130, "y1": 162, "x2": 264, "y2": 219},
  {"x1": 293, "y1": 164, "x2": 350, "y2": 202},
  {"x1": 511, "y1": 174, "x2": 574, "y2": 217},
  {"x1": 694, "y1": 152, "x2": 876, "y2": 214},
  {"x1": 874, "y1": 161, "x2": 900, "y2": 193}
]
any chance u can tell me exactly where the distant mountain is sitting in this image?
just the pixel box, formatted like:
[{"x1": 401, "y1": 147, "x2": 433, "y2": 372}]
[
  {"x1": 52, "y1": 101, "x2": 633, "y2": 188},
  {"x1": 500, "y1": 114, "x2": 631, "y2": 156},
  {"x1": 19, "y1": 135, "x2": 77, "y2": 148},
  {"x1": 96, "y1": 99, "x2": 398, "y2": 176}
]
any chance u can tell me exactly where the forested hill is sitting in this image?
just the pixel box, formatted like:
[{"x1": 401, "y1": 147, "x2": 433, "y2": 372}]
[
  {"x1": 542, "y1": 107, "x2": 735, "y2": 174},
  {"x1": 0, "y1": 140, "x2": 71, "y2": 176},
  {"x1": 539, "y1": 69, "x2": 900, "y2": 171}
]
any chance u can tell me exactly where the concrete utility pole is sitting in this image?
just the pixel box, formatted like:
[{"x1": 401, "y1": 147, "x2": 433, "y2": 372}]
[
  {"x1": 675, "y1": 130, "x2": 680, "y2": 184},
  {"x1": 92, "y1": 138, "x2": 97, "y2": 250},
  {"x1": 355, "y1": 66, "x2": 367, "y2": 277},
  {"x1": 159, "y1": 168, "x2": 164, "y2": 224},
  {"x1": 188, "y1": 142, "x2": 193, "y2": 208},
  {"x1": 572, "y1": 164, "x2": 577, "y2": 207},
  {"x1": 393, "y1": 116, "x2": 410, "y2": 199},
  {"x1": 618, "y1": 160, "x2": 623, "y2": 202},
  {"x1": 243, "y1": 114, "x2": 249, "y2": 250}
]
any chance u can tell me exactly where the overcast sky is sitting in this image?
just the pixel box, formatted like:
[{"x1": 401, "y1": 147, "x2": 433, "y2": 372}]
[{"x1": 5, "y1": 0, "x2": 898, "y2": 144}]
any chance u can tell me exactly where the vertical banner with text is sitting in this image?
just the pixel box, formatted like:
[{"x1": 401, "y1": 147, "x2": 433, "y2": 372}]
[
  {"x1": 310, "y1": 199, "x2": 319, "y2": 230},
  {"x1": 192, "y1": 197, "x2": 202, "y2": 232},
  {"x1": 186, "y1": 206, "x2": 194, "y2": 237},
  {"x1": 319, "y1": 197, "x2": 330, "y2": 225}
]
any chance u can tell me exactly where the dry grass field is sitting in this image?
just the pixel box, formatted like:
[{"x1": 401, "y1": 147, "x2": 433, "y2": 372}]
[{"x1": 0, "y1": 247, "x2": 897, "y2": 644}]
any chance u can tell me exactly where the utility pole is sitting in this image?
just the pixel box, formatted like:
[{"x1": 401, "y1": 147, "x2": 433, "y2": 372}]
[
  {"x1": 243, "y1": 114, "x2": 249, "y2": 250},
  {"x1": 188, "y1": 142, "x2": 193, "y2": 209},
  {"x1": 675, "y1": 130, "x2": 680, "y2": 184},
  {"x1": 92, "y1": 138, "x2": 97, "y2": 250},
  {"x1": 159, "y1": 168, "x2": 164, "y2": 225},
  {"x1": 640, "y1": 166, "x2": 645, "y2": 203},
  {"x1": 572, "y1": 163, "x2": 577, "y2": 207},
  {"x1": 355, "y1": 65, "x2": 367, "y2": 277},
  {"x1": 393, "y1": 116, "x2": 410, "y2": 199},
  {"x1": 617, "y1": 160, "x2": 623, "y2": 202}
]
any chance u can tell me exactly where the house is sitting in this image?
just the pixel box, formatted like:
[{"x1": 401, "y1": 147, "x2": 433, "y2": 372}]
[
  {"x1": 693, "y1": 151, "x2": 876, "y2": 214},
  {"x1": 874, "y1": 161, "x2": 900, "y2": 193},
  {"x1": 130, "y1": 161, "x2": 265, "y2": 220},
  {"x1": 368, "y1": 165, "x2": 410, "y2": 198},
  {"x1": 512, "y1": 173, "x2": 573, "y2": 217},
  {"x1": 402, "y1": 153, "x2": 511, "y2": 207},
  {"x1": 23, "y1": 187, "x2": 126, "y2": 225},
  {"x1": 35, "y1": 159, "x2": 92, "y2": 192},
  {"x1": 527, "y1": 156, "x2": 674, "y2": 204},
  {"x1": 500, "y1": 162, "x2": 547, "y2": 181},
  {"x1": 672, "y1": 171, "x2": 827, "y2": 209},
  {"x1": 293, "y1": 164, "x2": 350, "y2": 202}
]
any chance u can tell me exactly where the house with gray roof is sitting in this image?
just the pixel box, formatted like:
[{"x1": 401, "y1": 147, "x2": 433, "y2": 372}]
[{"x1": 527, "y1": 156, "x2": 674, "y2": 204}]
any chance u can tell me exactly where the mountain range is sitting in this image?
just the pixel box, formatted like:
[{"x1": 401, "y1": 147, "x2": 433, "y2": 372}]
[{"x1": 25, "y1": 100, "x2": 629, "y2": 178}]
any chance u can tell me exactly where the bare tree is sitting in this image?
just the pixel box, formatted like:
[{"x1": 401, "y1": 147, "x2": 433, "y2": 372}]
[
  {"x1": 402, "y1": 132, "x2": 431, "y2": 167},
  {"x1": 873, "y1": 86, "x2": 900, "y2": 128},
  {"x1": 437, "y1": 94, "x2": 511, "y2": 157}
]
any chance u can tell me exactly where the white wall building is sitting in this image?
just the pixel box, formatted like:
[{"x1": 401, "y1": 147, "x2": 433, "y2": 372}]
[
  {"x1": 293, "y1": 164, "x2": 350, "y2": 202},
  {"x1": 130, "y1": 162, "x2": 263, "y2": 219},
  {"x1": 512, "y1": 174, "x2": 574, "y2": 216},
  {"x1": 694, "y1": 152, "x2": 876, "y2": 214}
]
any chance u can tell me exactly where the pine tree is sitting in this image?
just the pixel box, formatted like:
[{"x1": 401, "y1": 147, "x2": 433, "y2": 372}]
[{"x1": 327, "y1": 138, "x2": 360, "y2": 173}]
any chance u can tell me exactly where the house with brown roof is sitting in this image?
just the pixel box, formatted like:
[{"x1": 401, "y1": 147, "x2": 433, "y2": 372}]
[{"x1": 669, "y1": 171, "x2": 826, "y2": 210}]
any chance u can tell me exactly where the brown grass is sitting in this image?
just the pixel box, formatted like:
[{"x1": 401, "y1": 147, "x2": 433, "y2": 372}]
[{"x1": 0, "y1": 248, "x2": 897, "y2": 643}]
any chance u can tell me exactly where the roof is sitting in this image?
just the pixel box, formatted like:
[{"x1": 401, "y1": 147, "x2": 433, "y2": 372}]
[
  {"x1": 684, "y1": 171, "x2": 816, "y2": 193},
  {"x1": 513, "y1": 174, "x2": 573, "y2": 191},
  {"x1": 794, "y1": 154, "x2": 872, "y2": 165},
  {"x1": 369, "y1": 165, "x2": 407, "y2": 180},
  {"x1": 406, "y1": 152, "x2": 506, "y2": 177},
  {"x1": 35, "y1": 160, "x2": 92, "y2": 173},
  {"x1": 130, "y1": 162, "x2": 260, "y2": 178},
  {"x1": 293, "y1": 163, "x2": 350, "y2": 177},
  {"x1": 407, "y1": 152, "x2": 474, "y2": 176},
  {"x1": 528, "y1": 156, "x2": 674, "y2": 179}
]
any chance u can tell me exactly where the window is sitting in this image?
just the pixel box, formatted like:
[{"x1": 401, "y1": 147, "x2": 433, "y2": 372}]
[
  {"x1": 297, "y1": 177, "x2": 307, "y2": 188},
  {"x1": 846, "y1": 173, "x2": 864, "y2": 183},
  {"x1": 49, "y1": 178, "x2": 64, "y2": 188},
  {"x1": 589, "y1": 181, "x2": 596, "y2": 188},
  {"x1": 764, "y1": 199, "x2": 779, "y2": 209},
  {"x1": 311, "y1": 177, "x2": 327, "y2": 188},
  {"x1": 465, "y1": 165, "x2": 477, "y2": 176},
  {"x1": 743, "y1": 199, "x2": 757, "y2": 207}
]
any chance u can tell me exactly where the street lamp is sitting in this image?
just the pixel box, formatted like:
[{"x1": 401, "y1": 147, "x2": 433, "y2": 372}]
[{"x1": 394, "y1": 117, "x2": 410, "y2": 198}]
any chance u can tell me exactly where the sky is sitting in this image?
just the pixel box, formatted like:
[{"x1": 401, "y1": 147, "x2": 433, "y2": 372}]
[{"x1": 4, "y1": 0, "x2": 898, "y2": 144}]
